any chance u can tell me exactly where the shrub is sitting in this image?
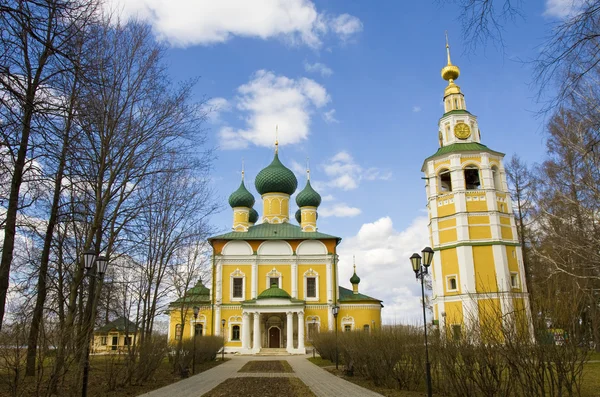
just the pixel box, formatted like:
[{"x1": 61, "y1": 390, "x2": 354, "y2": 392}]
[
  {"x1": 312, "y1": 332, "x2": 337, "y2": 362},
  {"x1": 171, "y1": 335, "x2": 223, "y2": 372}
]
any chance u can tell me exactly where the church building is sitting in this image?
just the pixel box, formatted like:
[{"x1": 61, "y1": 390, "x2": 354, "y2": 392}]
[
  {"x1": 168, "y1": 144, "x2": 382, "y2": 354},
  {"x1": 422, "y1": 39, "x2": 532, "y2": 337}
]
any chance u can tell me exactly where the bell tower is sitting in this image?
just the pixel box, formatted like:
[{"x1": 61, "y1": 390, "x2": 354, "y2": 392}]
[{"x1": 422, "y1": 36, "x2": 532, "y2": 337}]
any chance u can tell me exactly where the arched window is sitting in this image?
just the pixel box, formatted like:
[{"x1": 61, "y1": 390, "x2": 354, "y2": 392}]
[
  {"x1": 175, "y1": 324, "x2": 182, "y2": 341},
  {"x1": 464, "y1": 166, "x2": 481, "y2": 190},
  {"x1": 491, "y1": 166, "x2": 502, "y2": 191},
  {"x1": 231, "y1": 325, "x2": 240, "y2": 341},
  {"x1": 439, "y1": 169, "x2": 452, "y2": 192},
  {"x1": 194, "y1": 323, "x2": 203, "y2": 336}
]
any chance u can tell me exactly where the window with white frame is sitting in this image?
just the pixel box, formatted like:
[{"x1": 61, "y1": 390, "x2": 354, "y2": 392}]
[
  {"x1": 464, "y1": 166, "x2": 481, "y2": 190},
  {"x1": 100, "y1": 336, "x2": 107, "y2": 345},
  {"x1": 446, "y1": 275, "x2": 458, "y2": 292},
  {"x1": 175, "y1": 324, "x2": 182, "y2": 340},
  {"x1": 344, "y1": 325, "x2": 352, "y2": 332},
  {"x1": 231, "y1": 325, "x2": 240, "y2": 341},
  {"x1": 303, "y1": 269, "x2": 319, "y2": 301},
  {"x1": 342, "y1": 316, "x2": 354, "y2": 332},
  {"x1": 266, "y1": 268, "x2": 281, "y2": 289},
  {"x1": 510, "y1": 272, "x2": 520, "y2": 289},
  {"x1": 230, "y1": 268, "x2": 245, "y2": 300},
  {"x1": 363, "y1": 324, "x2": 370, "y2": 332}
]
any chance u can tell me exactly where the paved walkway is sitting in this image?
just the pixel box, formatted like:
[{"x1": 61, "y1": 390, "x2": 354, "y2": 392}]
[{"x1": 138, "y1": 354, "x2": 382, "y2": 397}]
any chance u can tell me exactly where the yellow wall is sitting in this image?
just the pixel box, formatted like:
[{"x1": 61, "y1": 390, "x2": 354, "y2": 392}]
[
  {"x1": 258, "y1": 264, "x2": 292, "y2": 293},
  {"x1": 469, "y1": 225, "x2": 492, "y2": 239},
  {"x1": 337, "y1": 305, "x2": 381, "y2": 332},
  {"x1": 444, "y1": 301, "x2": 463, "y2": 326},
  {"x1": 439, "y1": 228, "x2": 457, "y2": 243},
  {"x1": 437, "y1": 200, "x2": 456, "y2": 217},
  {"x1": 473, "y1": 246, "x2": 497, "y2": 292},
  {"x1": 440, "y1": 248, "x2": 460, "y2": 294}
]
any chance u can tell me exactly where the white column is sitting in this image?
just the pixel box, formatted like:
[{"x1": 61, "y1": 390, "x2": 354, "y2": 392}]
[
  {"x1": 291, "y1": 260, "x2": 298, "y2": 298},
  {"x1": 215, "y1": 306, "x2": 221, "y2": 336},
  {"x1": 242, "y1": 312, "x2": 250, "y2": 351},
  {"x1": 286, "y1": 311, "x2": 293, "y2": 352},
  {"x1": 328, "y1": 305, "x2": 333, "y2": 331},
  {"x1": 252, "y1": 258, "x2": 258, "y2": 298},
  {"x1": 216, "y1": 257, "x2": 223, "y2": 302},
  {"x1": 298, "y1": 311, "x2": 305, "y2": 351},
  {"x1": 326, "y1": 259, "x2": 333, "y2": 303},
  {"x1": 253, "y1": 312, "x2": 261, "y2": 352}
]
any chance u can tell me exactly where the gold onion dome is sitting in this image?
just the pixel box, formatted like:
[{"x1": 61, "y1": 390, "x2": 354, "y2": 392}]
[
  {"x1": 228, "y1": 180, "x2": 255, "y2": 208},
  {"x1": 255, "y1": 152, "x2": 298, "y2": 195},
  {"x1": 441, "y1": 34, "x2": 462, "y2": 97}
]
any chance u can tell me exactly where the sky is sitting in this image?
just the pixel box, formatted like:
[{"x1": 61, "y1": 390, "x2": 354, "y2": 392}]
[{"x1": 107, "y1": 0, "x2": 574, "y2": 324}]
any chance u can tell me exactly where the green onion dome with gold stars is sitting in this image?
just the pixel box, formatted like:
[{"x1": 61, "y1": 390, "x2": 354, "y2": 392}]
[
  {"x1": 255, "y1": 152, "x2": 298, "y2": 195},
  {"x1": 249, "y1": 207, "x2": 259, "y2": 223},
  {"x1": 228, "y1": 180, "x2": 255, "y2": 208},
  {"x1": 296, "y1": 180, "x2": 321, "y2": 208}
]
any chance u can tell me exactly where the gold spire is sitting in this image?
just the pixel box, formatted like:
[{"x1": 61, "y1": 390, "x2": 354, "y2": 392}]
[
  {"x1": 441, "y1": 32, "x2": 462, "y2": 98},
  {"x1": 445, "y1": 30, "x2": 452, "y2": 65},
  {"x1": 275, "y1": 125, "x2": 279, "y2": 154}
]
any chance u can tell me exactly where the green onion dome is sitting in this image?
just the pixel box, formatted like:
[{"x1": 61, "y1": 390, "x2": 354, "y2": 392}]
[
  {"x1": 255, "y1": 153, "x2": 298, "y2": 195},
  {"x1": 228, "y1": 180, "x2": 255, "y2": 208},
  {"x1": 350, "y1": 272, "x2": 361, "y2": 285},
  {"x1": 249, "y1": 207, "x2": 259, "y2": 224},
  {"x1": 296, "y1": 180, "x2": 321, "y2": 208},
  {"x1": 295, "y1": 209, "x2": 302, "y2": 223},
  {"x1": 257, "y1": 283, "x2": 292, "y2": 299}
]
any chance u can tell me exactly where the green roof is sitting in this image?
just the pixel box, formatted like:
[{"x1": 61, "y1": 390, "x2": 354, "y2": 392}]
[
  {"x1": 423, "y1": 142, "x2": 504, "y2": 165},
  {"x1": 96, "y1": 316, "x2": 137, "y2": 333},
  {"x1": 338, "y1": 286, "x2": 382, "y2": 304},
  {"x1": 169, "y1": 279, "x2": 211, "y2": 306},
  {"x1": 255, "y1": 152, "x2": 298, "y2": 195},
  {"x1": 209, "y1": 221, "x2": 341, "y2": 243},
  {"x1": 257, "y1": 284, "x2": 292, "y2": 299},
  {"x1": 439, "y1": 109, "x2": 472, "y2": 119},
  {"x1": 296, "y1": 180, "x2": 322, "y2": 207},
  {"x1": 228, "y1": 180, "x2": 255, "y2": 208}
]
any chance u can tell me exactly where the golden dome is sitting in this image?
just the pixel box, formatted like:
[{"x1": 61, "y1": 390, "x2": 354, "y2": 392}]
[{"x1": 441, "y1": 64, "x2": 460, "y2": 82}]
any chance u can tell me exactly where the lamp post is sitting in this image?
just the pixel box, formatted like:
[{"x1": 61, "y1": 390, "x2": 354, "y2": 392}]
[
  {"x1": 221, "y1": 319, "x2": 226, "y2": 361},
  {"x1": 312, "y1": 317, "x2": 316, "y2": 358},
  {"x1": 192, "y1": 306, "x2": 199, "y2": 374},
  {"x1": 410, "y1": 246, "x2": 434, "y2": 397},
  {"x1": 81, "y1": 251, "x2": 109, "y2": 397},
  {"x1": 332, "y1": 305, "x2": 339, "y2": 370}
]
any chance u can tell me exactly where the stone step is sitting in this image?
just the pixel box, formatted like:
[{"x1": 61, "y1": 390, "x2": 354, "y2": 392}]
[{"x1": 256, "y1": 348, "x2": 290, "y2": 356}]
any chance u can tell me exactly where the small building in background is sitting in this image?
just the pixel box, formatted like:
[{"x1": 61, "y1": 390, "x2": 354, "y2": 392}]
[{"x1": 92, "y1": 316, "x2": 138, "y2": 353}]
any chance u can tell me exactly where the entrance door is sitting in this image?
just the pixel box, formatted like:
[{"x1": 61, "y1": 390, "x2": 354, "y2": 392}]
[
  {"x1": 111, "y1": 336, "x2": 118, "y2": 350},
  {"x1": 268, "y1": 327, "x2": 280, "y2": 348}
]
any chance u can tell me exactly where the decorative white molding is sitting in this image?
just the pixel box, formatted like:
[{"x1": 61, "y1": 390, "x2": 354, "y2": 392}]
[
  {"x1": 230, "y1": 268, "x2": 246, "y2": 302},
  {"x1": 297, "y1": 240, "x2": 327, "y2": 255},
  {"x1": 257, "y1": 241, "x2": 293, "y2": 256},
  {"x1": 303, "y1": 268, "x2": 319, "y2": 302},
  {"x1": 222, "y1": 241, "x2": 253, "y2": 255},
  {"x1": 266, "y1": 267, "x2": 282, "y2": 289}
]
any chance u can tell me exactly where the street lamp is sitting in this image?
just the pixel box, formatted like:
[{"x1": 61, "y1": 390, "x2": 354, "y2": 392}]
[
  {"x1": 192, "y1": 306, "x2": 199, "y2": 374},
  {"x1": 221, "y1": 319, "x2": 226, "y2": 361},
  {"x1": 410, "y1": 246, "x2": 434, "y2": 397},
  {"x1": 332, "y1": 305, "x2": 339, "y2": 370},
  {"x1": 312, "y1": 317, "x2": 316, "y2": 358},
  {"x1": 81, "y1": 250, "x2": 109, "y2": 397}
]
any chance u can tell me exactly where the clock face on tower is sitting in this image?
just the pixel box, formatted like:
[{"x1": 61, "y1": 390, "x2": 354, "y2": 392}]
[{"x1": 454, "y1": 122, "x2": 471, "y2": 139}]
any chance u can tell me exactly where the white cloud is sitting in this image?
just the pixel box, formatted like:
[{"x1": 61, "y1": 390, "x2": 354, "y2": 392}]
[
  {"x1": 544, "y1": 0, "x2": 583, "y2": 18},
  {"x1": 412, "y1": 106, "x2": 421, "y2": 113},
  {"x1": 330, "y1": 13, "x2": 363, "y2": 40},
  {"x1": 337, "y1": 216, "x2": 430, "y2": 324},
  {"x1": 105, "y1": 0, "x2": 362, "y2": 48},
  {"x1": 319, "y1": 203, "x2": 361, "y2": 217},
  {"x1": 219, "y1": 70, "x2": 330, "y2": 149},
  {"x1": 202, "y1": 97, "x2": 230, "y2": 123},
  {"x1": 323, "y1": 109, "x2": 339, "y2": 124},
  {"x1": 321, "y1": 151, "x2": 390, "y2": 190},
  {"x1": 321, "y1": 194, "x2": 335, "y2": 202},
  {"x1": 304, "y1": 61, "x2": 333, "y2": 77}
]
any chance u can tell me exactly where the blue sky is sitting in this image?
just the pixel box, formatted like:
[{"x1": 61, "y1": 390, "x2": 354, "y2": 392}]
[{"x1": 110, "y1": 0, "x2": 570, "y2": 323}]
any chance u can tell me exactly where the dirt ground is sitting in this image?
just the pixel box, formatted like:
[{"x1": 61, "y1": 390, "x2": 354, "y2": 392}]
[
  {"x1": 203, "y1": 377, "x2": 315, "y2": 397},
  {"x1": 238, "y1": 360, "x2": 294, "y2": 373}
]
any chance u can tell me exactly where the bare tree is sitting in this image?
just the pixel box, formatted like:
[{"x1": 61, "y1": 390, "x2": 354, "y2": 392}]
[{"x1": 0, "y1": 0, "x2": 98, "y2": 330}]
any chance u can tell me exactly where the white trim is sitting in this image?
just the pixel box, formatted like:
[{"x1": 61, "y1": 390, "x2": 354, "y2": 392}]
[
  {"x1": 230, "y1": 268, "x2": 246, "y2": 301},
  {"x1": 303, "y1": 268, "x2": 319, "y2": 301},
  {"x1": 341, "y1": 315, "x2": 355, "y2": 331},
  {"x1": 228, "y1": 316, "x2": 242, "y2": 342},
  {"x1": 510, "y1": 272, "x2": 520, "y2": 289}
]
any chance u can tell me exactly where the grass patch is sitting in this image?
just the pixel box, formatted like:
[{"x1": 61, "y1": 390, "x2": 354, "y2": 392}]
[
  {"x1": 203, "y1": 377, "x2": 314, "y2": 397},
  {"x1": 581, "y1": 362, "x2": 600, "y2": 397},
  {"x1": 307, "y1": 357, "x2": 334, "y2": 367},
  {"x1": 238, "y1": 360, "x2": 293, "y2": 373}
]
